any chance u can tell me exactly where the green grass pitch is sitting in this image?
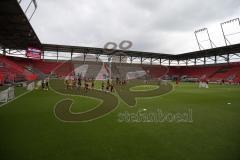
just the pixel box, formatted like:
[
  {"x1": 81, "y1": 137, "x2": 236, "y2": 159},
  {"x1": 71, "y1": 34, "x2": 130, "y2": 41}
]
[{"x1": 0, "y1": 82, "x2": 240, "y2": 160}]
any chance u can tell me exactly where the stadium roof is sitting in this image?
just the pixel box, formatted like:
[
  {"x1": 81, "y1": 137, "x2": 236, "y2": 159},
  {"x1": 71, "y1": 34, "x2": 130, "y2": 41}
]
[
  {"x1": 42, "y1": 43, "x2": 240, "y2": 60},
  {"x1": 171, "y1": 43, "x2": 240, "y2": 60},
  {"x1": 0, "y1": 0, "x2": 41, "y2": 49},
  {"x1": 42, "y1": 43, "x2": 173, "y2": 59}
]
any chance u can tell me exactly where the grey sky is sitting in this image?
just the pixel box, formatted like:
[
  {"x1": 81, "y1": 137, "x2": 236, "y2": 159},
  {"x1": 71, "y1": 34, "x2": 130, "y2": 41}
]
[{"x1": 28, "y1": 0, "x2": 240, "y2": 54}]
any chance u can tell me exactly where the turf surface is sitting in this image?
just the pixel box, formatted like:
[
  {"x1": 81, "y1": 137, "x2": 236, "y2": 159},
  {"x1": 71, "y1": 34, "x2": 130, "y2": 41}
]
[{"x1": 0, "y1": 83, "x2": 240, "y2": 160}]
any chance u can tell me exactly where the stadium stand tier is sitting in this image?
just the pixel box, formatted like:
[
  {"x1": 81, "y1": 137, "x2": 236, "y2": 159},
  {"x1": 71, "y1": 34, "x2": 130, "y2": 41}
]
[
  {"x1": 168, "y1": 63, "x2": 240, "y2": 83},
  {"x1": 1, "y1": 55, "x2": 240, "y2": 83},
  {"x1": 0, "y1": 56, "x2": 38, "y2": 83}
]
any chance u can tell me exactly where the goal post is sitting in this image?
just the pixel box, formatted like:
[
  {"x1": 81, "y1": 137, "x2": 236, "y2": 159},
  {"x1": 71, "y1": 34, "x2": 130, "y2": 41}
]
[
  {"x1": 27, "y1": 82, "x2": 35, "y2": 91},
  {"x1": 199, "y1": 82, "x2": 209, "y2": 88},
  {"x1": 0, "y1": 87, "x2": 15, "y2": 103},
  {"x1": 8, "y1": 87, "x2": 15, "y2": 100}
]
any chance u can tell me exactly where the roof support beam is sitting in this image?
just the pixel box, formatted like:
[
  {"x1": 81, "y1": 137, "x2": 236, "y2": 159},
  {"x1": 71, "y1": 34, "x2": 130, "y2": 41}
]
[
  {"x1": 70, "y1": 50, "x2": 73, "y2": 61},
  {"x1": 56, "y1": 49, "x2": 59, "y2": 62},
  {"x1": 96, "y1": 54, "x2": 100, "y2": 63}
]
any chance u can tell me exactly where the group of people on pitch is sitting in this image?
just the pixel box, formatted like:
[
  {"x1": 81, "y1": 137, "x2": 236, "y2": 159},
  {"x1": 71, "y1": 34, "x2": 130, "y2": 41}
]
[
  {"x1": 116, "y1": 77, "x2": 127, "y2": 85},
  {"x1": 41, "y1": 79, "x2": 49, "y2": 90},
  {"x1": 101, "y1": 79, "x2": 114, "y2": 92},
  {"x1": 64, "y1": 77, "x2": 95, "y2": 91},
  {"x1": 64, "y1": 76, "x2": 127, "y2": 92},
  {"x1": 101, "y1": 77, "x2": 127, "y2": 92}
]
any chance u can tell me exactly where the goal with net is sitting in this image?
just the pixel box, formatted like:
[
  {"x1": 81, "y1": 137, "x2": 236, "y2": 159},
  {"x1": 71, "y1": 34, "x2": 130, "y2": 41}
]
[
  {"x1": 0, "y1": 87, "x2": 15, "y2": 103},
  {"x1": 27, "y1": 82, "x2": 35, "y2": 91}
]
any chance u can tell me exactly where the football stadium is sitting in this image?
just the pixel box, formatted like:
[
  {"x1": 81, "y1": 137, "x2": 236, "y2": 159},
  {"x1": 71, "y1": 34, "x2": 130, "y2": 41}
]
[{"x1": 0, "y1": 0, "x2": 240, "y2": 160}]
